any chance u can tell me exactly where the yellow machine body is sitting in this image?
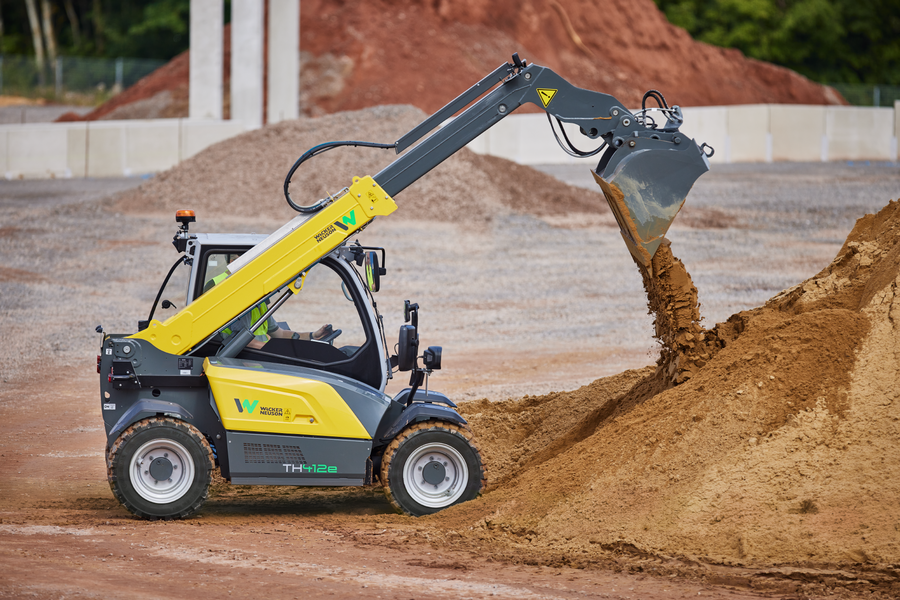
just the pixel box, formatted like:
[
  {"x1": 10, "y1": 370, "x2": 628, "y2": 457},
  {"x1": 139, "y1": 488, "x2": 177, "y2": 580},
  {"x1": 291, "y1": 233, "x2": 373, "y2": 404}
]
[
  {"x1": 129, "y1": 176, "x2": 397, "y2": 354},
  {"x1": 204, "y1": 358, "x2": 371, "y2": 439}
]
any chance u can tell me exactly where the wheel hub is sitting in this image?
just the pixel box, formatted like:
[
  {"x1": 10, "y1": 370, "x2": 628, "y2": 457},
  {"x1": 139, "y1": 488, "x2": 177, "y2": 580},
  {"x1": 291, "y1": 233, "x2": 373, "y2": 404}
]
[
  {"x1": 148, "y1": 457, "x2": 174, "y2": 481},
  {"x1": 422, "y1": 460, "x2": 446, "y2": 485},
  {"x1": 402, "y1": 442, "x2": 468, "y2": 509},
  {"x1": 129, "y1": 439, "x2": 195, "y2": 504}
]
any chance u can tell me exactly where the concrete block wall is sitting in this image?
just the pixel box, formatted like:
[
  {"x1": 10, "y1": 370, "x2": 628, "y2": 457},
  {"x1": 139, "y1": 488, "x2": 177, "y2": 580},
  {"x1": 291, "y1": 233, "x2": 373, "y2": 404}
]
[
  {"x1": 0, "y1": 119, "x2": 244, "y2": 179},
  {"x1": 768, "y1": 105, "x2": 825, "y2": 162},
  {"x1": 2, "y1": 104, "x2": 897, "y2": 179},
  {"x1": 469, "y1": 104, "x2": 900, "y2": 165}
]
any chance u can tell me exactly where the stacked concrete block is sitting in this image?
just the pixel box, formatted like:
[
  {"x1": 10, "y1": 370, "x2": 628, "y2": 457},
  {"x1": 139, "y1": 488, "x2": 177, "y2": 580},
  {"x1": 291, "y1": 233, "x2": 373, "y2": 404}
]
[
  {"x1": 825, "y1": 106, "x2": 894, "y2": 161},
  {"x1": 726, "y1": 105, "x2": 770, "y2": 163},
  {"x1": 894, "y1": 100, "x2": 899, "y2": 160},
  {"x1": 65, "y1": 124, "x2": 88, "y2": 177},
  {"x1": 679, "y1": 107, "x2": 728, "y2": 164},
  {"x1": 86, "y1": 123, "x2": 127, "y2": 177},
  {"x1": 181, "y1": 119, "x2": 245, "y2": 160},
  {"x1": 2, "y1": 124, "x2": 70, "y2": 178},
  {"x1": 769, "y1": 105, "x2": 826, "y2": 162},
  {"x1": 123, "y1": 120, "x2": 181, "y2": 175}
]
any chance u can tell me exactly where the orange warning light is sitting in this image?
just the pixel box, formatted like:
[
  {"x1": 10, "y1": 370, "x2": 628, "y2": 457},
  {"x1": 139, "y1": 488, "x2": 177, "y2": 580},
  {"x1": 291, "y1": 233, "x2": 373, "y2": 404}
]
[{"x1": 175, "y1": 209, "x2": 196, "y2": 229}]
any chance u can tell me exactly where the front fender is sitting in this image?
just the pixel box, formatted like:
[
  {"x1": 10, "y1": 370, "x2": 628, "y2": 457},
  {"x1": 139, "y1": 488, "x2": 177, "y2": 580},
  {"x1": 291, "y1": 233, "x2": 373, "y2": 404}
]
[
  {"x1": 377, "y1": 402, "x2": 467, "y2": 445},
  {"x1": 107, "y1": 399, "x2": 194, "y2": 445}
]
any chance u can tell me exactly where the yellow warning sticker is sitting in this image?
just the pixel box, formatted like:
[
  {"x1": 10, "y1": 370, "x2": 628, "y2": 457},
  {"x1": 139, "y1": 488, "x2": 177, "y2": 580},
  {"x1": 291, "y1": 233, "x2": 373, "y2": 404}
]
[{"x1": 537, "y1": 88, "x2": 558, "y2": 108}]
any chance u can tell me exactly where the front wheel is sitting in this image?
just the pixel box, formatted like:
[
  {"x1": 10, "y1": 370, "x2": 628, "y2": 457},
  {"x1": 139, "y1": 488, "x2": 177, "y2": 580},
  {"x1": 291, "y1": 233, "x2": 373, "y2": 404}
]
[
  {"x1": 107, "y1": 417, "x2": 214, "y2": 520},
  {"x1": 381, "y1": 421, "x2": 485, "y2": 516}
]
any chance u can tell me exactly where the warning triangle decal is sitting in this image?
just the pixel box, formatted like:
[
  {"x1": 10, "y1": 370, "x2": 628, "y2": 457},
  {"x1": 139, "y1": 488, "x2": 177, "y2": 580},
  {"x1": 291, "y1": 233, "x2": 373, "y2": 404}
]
[{"x1": 537, "y1": 88, "x2": 558, "y2": 108}]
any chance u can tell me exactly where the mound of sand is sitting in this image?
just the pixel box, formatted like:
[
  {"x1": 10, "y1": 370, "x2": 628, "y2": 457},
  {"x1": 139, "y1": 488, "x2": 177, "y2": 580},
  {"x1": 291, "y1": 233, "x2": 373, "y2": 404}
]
[
  {"x1": 113, "y1": 105, "x2": 612, "y2": 225},
  {"x1": 448, "y1": 199, "x2": 900, "y2": 571}
]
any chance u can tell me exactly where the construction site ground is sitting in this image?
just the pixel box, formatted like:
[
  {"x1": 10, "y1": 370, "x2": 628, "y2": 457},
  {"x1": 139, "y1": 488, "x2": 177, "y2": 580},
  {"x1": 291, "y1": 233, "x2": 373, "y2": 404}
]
[{"x1": 1, "y1": 161, "x2": 898, "y2": 599}]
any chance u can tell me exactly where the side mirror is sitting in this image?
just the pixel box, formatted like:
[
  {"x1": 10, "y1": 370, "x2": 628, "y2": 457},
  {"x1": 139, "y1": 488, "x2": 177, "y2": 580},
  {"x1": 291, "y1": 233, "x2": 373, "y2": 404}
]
[
  {"x1": 397, "y1": 325, "x2": 418, "y2": 371},
  {"x1": 365, "y1": 251, "x2": 381, "y2": 293}
]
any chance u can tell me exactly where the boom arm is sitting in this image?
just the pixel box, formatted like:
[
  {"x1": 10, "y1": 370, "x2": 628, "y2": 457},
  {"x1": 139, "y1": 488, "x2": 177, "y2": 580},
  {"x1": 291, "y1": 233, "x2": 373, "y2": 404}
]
[
  {"x1": 374, "y1": 55, "x2": 710, "y2": 266},
  {"x1": 375, "y1": 59, "x2": 623, "y2": 197},
  {"x1": 130, "y1": 54, "x2": 710, "y2": 355}
]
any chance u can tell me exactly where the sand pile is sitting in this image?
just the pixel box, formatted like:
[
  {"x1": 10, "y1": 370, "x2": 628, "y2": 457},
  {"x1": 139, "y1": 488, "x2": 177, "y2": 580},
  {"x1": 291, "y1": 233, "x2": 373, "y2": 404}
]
[
  {"x1": 446, "y1": 199, "x2": 900, "y2": 571},
  {"x1": 112, "y1": 105, "x2": 609, "y2": 224}
]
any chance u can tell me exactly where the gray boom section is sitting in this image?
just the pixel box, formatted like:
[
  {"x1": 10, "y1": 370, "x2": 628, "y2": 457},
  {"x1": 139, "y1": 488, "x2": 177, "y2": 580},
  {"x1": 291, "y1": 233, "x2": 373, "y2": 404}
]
[
  {"x1": 394, "y1": 62, "x2": 512, "y2": 154},
  {"x1": 373, "y1": 62, "x2": 625, "y2": 198}
]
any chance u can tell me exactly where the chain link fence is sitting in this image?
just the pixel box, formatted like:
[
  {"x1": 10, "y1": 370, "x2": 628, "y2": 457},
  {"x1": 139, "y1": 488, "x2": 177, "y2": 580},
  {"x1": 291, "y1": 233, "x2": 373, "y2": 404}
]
[
  {"x1": 829, "y1": 84, "x2": 900, "y2": 107},
  {"x1": 0, "y1": 54, "x2": 165, "y2": 103}
]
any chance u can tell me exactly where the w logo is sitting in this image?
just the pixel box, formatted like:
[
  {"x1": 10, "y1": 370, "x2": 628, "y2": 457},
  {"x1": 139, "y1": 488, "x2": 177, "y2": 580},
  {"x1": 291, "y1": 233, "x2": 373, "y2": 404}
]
[
  {"x1": 234, "y1": 398, "x2": 259, "y2": 414},
  {"x1": 333, "y1": 210, "x2": 357, "y2": 231}
]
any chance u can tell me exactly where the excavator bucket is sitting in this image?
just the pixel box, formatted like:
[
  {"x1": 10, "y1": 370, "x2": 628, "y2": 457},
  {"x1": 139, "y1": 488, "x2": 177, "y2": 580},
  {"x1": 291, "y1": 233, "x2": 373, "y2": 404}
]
[{"x1": 593, "y1": 141, "x2": 710, "y2": 268}]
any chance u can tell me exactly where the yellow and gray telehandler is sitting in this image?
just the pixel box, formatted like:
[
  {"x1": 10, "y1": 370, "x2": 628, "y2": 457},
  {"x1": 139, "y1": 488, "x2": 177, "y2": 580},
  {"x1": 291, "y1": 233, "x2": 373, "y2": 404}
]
[{"x1": 98, "y1": 54, "x2": 712, "y2": 519}]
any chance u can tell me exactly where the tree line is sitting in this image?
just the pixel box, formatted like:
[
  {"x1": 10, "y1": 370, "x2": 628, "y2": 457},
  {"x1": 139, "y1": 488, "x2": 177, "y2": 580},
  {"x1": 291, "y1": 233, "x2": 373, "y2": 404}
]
[
  {"x1": 0, "y1": 0, "x2": 193, "y2": 67},
  {"x1": 654, "y1": 0, "x2": 900, "y2": 85}
]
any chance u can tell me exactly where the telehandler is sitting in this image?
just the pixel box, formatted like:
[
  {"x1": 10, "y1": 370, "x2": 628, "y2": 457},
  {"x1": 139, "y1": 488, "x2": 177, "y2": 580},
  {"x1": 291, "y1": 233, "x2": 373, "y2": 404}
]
[{"x1": 98, "y1": 54, "x2": 712, "y2": 519}]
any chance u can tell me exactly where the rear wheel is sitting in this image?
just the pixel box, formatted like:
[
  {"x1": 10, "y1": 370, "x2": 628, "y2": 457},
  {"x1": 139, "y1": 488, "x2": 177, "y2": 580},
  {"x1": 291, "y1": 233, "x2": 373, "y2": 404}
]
[
  {"x1": 381, "y1": 421, "x2": 485, "y2": 516},
  {"x1": 107, "y1": 417, "x2": 214, "y2": 520}
]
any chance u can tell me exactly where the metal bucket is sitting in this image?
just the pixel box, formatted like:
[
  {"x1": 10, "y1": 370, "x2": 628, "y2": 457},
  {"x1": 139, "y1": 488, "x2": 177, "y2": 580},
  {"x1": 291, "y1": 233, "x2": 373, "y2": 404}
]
[{"x1": 594, "y1": 140, "x2": 710, "y2": 268}]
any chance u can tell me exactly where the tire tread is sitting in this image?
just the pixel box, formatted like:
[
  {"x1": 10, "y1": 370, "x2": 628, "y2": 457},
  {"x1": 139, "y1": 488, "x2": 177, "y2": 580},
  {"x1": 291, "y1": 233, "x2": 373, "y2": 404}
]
[
  {"x1": 107, "y1": 417, "x2": 214, "y2": 520},
  {"x1": 380, "y1": 420, "x2": 486, "y2": 516}
]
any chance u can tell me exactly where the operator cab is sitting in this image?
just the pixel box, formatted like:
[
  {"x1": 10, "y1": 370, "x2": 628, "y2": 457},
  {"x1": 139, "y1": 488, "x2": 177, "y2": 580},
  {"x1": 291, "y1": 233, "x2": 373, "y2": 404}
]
[{"x1": 149, "y1": 214, "x2": 391, "y2": 392}]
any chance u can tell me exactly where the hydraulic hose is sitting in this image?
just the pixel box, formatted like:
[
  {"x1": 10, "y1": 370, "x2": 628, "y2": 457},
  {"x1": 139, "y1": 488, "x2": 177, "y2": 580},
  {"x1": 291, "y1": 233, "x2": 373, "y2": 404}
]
[
  {"x1": 147, "y1": 255, "x2": 188, "y2": 324},
  {"x1": 283, "y1": 141, "x2": 396, "y2": 213}
]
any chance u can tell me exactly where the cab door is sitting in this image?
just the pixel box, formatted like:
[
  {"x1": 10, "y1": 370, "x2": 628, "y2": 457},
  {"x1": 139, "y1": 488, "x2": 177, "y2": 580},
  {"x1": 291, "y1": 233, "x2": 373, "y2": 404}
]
[{"x1": 235, "y1": 256, "x2": 388, "y2": 391}]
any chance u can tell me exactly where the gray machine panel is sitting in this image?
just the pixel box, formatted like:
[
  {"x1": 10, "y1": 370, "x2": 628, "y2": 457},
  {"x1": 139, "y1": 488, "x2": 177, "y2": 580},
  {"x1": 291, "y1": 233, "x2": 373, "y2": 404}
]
[
  {"x1": 231, "y1": 477, "x2": 364, "y2": 486},
  {"x1": 225, "y1": 430, "x2": 371, "y2": 485}
]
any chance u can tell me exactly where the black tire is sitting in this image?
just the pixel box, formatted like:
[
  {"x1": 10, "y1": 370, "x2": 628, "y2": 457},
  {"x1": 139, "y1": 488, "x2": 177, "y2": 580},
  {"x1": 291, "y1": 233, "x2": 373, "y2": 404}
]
[
  {"x1": 107, "y1": 417, "x2": 214, "y2": 520},
  {"x1": 381, "y1": 420, "x2": 485, "y2": 517}
]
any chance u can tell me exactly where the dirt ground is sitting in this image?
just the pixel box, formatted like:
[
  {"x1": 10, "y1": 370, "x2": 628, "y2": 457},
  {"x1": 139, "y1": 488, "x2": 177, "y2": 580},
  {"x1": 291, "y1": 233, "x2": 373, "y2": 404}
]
[{"x1": 1, "y1": 160, "x2": 898, "y2": 599}]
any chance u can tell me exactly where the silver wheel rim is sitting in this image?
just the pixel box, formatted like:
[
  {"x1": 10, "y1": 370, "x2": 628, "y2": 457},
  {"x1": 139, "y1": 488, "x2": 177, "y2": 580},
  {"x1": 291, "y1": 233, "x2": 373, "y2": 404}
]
[
  {"x1": 402, "y1": 441, "x2": 468, "y2": 509},
  {"x1": 129, "y1": 438, "x2": 195, "y2": 504}
]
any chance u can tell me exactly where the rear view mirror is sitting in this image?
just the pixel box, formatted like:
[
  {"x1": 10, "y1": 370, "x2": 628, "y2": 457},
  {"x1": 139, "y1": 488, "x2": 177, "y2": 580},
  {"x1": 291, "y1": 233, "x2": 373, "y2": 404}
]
[
  {"x1": 364, "y1": 251, "x2": 381, "y2": 293},
  {"x1": 397, "y1": 325, "x2": 417, "y2": 371}
]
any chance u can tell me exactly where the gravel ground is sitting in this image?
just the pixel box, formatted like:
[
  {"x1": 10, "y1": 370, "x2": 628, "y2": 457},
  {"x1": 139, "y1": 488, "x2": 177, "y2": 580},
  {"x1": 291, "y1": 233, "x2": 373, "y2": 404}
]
[{"x1": 1, "y1": 162, "x2": 897, "y2": 401}]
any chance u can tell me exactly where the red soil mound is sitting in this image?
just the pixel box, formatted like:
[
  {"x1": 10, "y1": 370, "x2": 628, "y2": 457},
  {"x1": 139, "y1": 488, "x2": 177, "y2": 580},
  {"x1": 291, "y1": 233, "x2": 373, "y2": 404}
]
[{"x1": 65, "y1": 0, "x2": 842, "y2": 123}]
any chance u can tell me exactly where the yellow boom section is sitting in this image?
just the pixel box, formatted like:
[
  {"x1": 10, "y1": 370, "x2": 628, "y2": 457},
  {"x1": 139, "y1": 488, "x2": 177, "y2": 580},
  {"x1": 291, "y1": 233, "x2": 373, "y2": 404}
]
[{"x1": 130, "y1": 176, "x2": 397, "y2": 354}]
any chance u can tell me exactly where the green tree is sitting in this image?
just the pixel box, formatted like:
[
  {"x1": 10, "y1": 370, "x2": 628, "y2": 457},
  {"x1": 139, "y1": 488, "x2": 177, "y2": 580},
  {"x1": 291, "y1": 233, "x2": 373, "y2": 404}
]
[
  {"x1": 0, "y1": 0, "x2": 206, "y2": 60},
  {"x1": 654, "y1": 0, "x2": 900, "y2": 84}
]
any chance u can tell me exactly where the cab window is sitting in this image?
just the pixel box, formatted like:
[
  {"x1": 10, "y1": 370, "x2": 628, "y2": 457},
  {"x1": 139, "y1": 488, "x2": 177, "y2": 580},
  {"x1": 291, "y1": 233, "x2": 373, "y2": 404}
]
[
  {"x1": 271, "y1": 262, "x2": 368, "y2": 356},
  {"x1": 199, "y1": 251, "x2": 243, "y2": 297}
]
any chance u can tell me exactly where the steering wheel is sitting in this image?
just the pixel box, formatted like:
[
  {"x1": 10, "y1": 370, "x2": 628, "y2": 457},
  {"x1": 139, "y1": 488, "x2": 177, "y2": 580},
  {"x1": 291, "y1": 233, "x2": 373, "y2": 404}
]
[{"x1": 317, "y1": 328, "x2": 342, "y2": 345}]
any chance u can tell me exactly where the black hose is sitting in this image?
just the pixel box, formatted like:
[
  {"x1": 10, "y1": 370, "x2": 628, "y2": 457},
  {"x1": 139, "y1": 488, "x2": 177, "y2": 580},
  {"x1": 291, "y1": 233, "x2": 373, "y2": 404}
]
[
  {"x1": 147, "y1": 255, "x2": 188, "y2": 324},
  {"x1": 546, "y1": 113, "x2": 607, "y2": 158},
  {"x1": 283, "y1": 140, "x2": 397, "y2": 213},
  {"x1": 642, "y1": 89, "x2": 669, "y2": 111}
]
